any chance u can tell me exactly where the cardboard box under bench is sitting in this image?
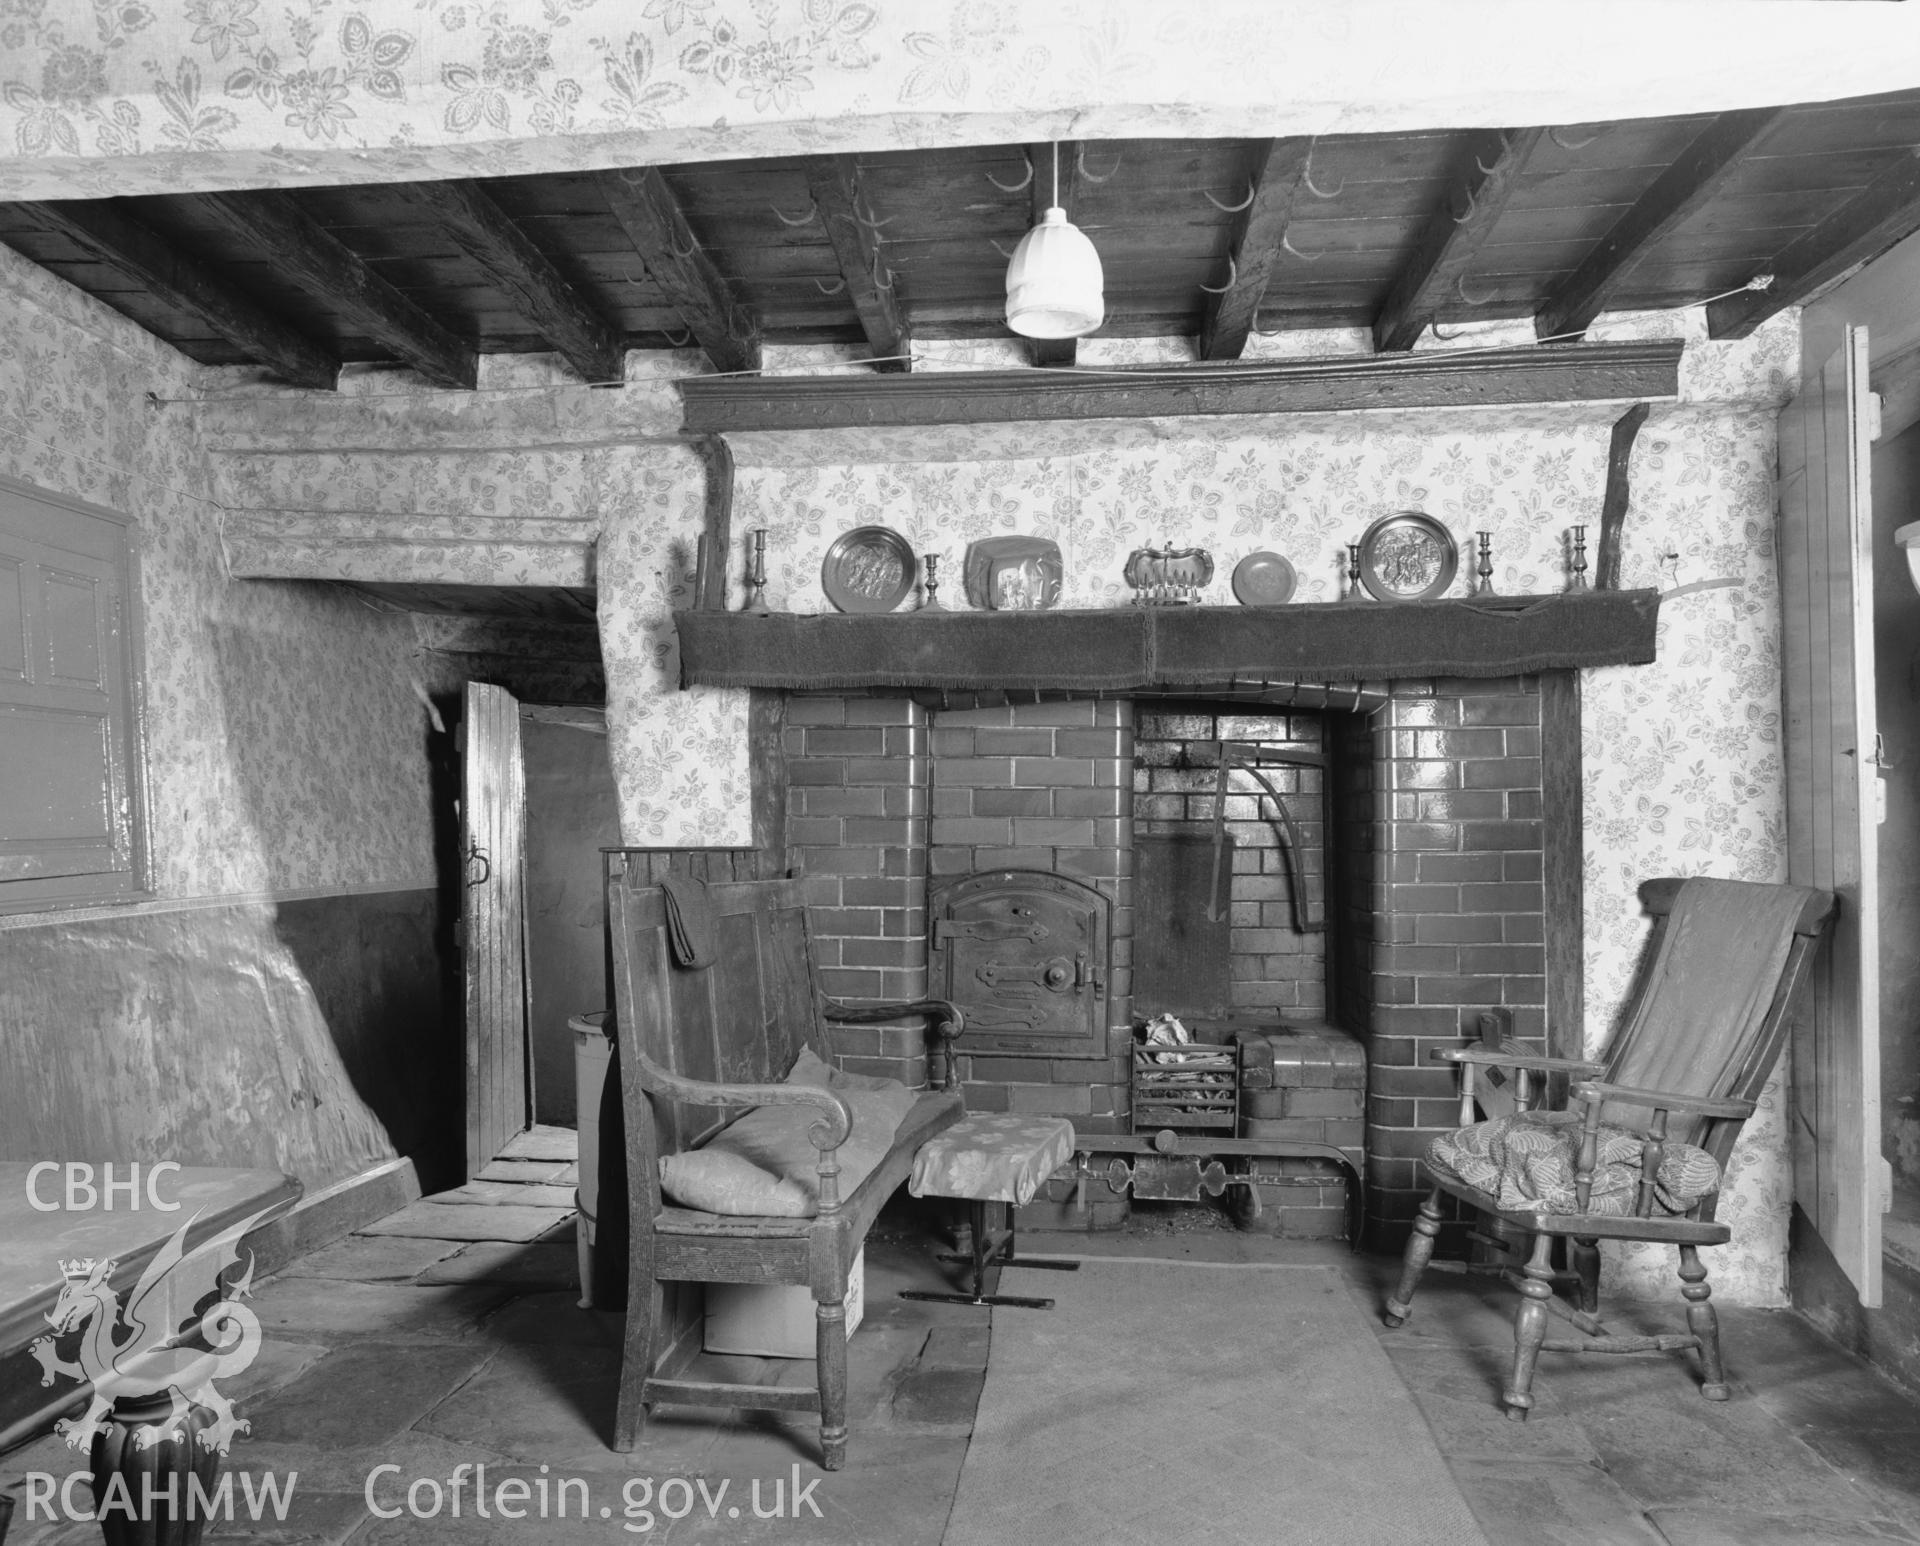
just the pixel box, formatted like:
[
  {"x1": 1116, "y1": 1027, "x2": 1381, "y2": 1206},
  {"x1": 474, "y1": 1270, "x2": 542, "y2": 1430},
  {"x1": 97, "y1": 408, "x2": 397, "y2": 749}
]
[{"x1": 704, "y1": 1247, "x2": 865, "y2": 1359}]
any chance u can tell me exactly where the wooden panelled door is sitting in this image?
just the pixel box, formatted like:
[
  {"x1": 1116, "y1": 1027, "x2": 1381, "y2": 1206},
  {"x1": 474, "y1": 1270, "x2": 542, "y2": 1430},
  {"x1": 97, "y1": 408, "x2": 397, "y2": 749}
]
[
  {"x1": 1778, "y1": 324, "x2": 1884, "y2": 1306},
  {"x1": 460, "y1": 681, "x2": 531, "y2": 1179}
]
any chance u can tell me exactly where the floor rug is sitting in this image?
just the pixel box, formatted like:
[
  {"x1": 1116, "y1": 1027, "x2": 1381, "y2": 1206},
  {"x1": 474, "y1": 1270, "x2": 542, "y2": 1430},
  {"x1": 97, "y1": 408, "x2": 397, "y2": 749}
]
[{"x1": 942, "y1": 1260, "x2": 1489, "y2": 1546}]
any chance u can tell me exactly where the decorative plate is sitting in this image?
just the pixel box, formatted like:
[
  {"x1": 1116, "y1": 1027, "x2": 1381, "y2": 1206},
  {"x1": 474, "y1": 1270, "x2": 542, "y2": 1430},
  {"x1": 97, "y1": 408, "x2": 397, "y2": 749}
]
[
  {"x1": 1231, "y1": 551, "x2": 1297, "y2": 606},
  {"x1": 1357, "y1": 511, "x2": 1458, "y2": 602},
  {"x1": 822, "y1": 525, "x2": 916, "y2": 614},
  {"x1": 963, "y1": 536, "x2": 1063, "y2": 610}
]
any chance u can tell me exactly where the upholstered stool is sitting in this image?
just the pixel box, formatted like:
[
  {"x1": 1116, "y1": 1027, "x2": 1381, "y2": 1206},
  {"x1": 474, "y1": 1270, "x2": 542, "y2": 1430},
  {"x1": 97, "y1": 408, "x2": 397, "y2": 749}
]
[{"x1": 904, "y1": 1114, "x2": 1080, "y2": 1310}]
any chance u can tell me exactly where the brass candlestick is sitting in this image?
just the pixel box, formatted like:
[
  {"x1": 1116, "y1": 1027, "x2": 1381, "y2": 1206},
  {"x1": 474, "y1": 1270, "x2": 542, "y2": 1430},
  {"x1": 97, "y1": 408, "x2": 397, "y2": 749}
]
[
  {"x1": 1344, "y1": 542, "x2": 1367, "y2": 602},
  {"x1": 1473, "y1": 531, "x2": 1495, "y2": 596},
  {"x1": 920, "y1": 552, "x2": 945, "y2": 611},
  {"x1": 1568, "y1": 525, "x2": 1589, "y2": 593},
  {"x1": 744, "y1": 527, "x2": 769, "y2": 612}
]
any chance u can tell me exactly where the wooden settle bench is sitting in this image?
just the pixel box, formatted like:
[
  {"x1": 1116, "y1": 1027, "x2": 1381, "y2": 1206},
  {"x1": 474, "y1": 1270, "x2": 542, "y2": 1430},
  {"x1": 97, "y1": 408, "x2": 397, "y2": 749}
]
[{"x1": 604, "y1": 863, "x2": 965, "y2": 1469}]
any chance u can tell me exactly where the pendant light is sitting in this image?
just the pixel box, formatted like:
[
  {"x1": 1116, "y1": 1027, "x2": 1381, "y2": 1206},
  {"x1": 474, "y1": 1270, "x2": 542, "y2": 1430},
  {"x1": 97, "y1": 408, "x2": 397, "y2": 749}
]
[{"x1": 1005, "y1": 142, "x2": 1104, "y2": 339}]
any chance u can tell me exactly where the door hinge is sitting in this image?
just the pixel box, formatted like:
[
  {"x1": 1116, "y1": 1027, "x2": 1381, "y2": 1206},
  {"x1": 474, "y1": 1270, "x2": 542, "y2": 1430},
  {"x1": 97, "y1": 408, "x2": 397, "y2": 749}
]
[{"x1": 1869, "y1": 390, "x2": 1885, "y2": 443}]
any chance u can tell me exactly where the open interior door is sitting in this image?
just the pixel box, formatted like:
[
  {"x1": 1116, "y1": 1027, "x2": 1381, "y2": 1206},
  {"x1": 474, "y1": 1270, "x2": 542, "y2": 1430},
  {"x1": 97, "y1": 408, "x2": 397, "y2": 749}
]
[
  {"x1": 1778, "y1": 324, "x2": 1884, "y2": 1306},
  {"x1": 460, "y1": 680, "x2": 531, "y2": 1180}
]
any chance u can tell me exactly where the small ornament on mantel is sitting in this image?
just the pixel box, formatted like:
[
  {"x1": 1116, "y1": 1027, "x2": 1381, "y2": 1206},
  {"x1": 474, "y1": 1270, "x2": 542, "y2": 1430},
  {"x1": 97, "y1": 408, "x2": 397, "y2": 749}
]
[
  {"x1": 1567, "y1": 524, "x2": 1590, "y2": 593},
  {"x1": 743, "y1": 527, "x2": 770, "y2": 613},
  {"x1": 920, "y1": 552, "x2": 945, "y2": 611},
  {"x1": 1473, "y1": 531, "x2": 1495, "y2": 596},
  {"x1": 1343, "y1": 542, "x2": 1368, "y2": 603}
]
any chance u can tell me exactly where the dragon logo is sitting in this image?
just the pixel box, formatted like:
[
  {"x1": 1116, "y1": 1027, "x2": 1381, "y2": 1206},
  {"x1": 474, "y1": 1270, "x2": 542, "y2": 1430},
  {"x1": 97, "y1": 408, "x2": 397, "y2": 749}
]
[{"x1": 30, "y1": 1201, "x2": 285, "y2": 1455}]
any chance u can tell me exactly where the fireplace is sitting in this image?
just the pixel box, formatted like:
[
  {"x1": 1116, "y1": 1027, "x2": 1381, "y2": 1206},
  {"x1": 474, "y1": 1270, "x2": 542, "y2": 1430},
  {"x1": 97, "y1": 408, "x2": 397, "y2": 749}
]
[{"x1": 780, "y1": 672, "x2": 1578, "y2": 1249}]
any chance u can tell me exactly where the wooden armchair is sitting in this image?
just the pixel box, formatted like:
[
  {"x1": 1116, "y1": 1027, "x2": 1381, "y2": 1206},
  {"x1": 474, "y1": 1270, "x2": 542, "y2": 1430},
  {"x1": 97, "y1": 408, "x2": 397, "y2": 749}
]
[
  {"x1": 1383, "y1": 877, "x2": 1835, "y2": 1419},
  {"x1": 605, "y1": 869, "x2": 965, "y2": 1469}
]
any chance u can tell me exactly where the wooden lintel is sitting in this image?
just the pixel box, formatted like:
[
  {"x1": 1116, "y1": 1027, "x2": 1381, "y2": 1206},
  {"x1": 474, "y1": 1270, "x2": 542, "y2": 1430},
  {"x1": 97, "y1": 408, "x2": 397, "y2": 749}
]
[
  {"x1": 598, "y1": 167, "x2": 760, "y2": 375},
  {"x1": 1198, "y1": 138, "x2": 1315, "y2": 362},
  {"x1": 1708, "y1": 148, "x2": 1920, "y2": 340},
  {"x1": 195, "y1": 190, "x2": 476, "y2": 389},
  {"x1": 1373, "y1": 128, "x2": 1546, "y2": 353},
  {"x1": 1594, "y1": 402, "x2": 1651, "y2": 590},
  {"x1": 400, "y1": 179, "x2": 626, "y2": 384},
  {"x1": 29, "y1": 199, "x2": 338, "y2": 390},
  {"x1": 1537, "y1": 109, "x2": 1785, "y2": 343},
  {"x1": 678, "y1": 340, "x2": 1683, "y2": 433},
  {"x1": 805, "y1": 157, "x2": 910, "y2": 373}
]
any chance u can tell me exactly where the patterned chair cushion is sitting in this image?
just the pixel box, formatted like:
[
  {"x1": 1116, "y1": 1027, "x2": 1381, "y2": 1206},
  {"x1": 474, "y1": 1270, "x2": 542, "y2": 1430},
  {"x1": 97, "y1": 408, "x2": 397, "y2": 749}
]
[
  {"x1": 1427, "y1": 1109, "x2": 1721, "y2": 1217},
  {"x1": 909, "y1": 1114, "x2": 1077, "y2": 1206}
]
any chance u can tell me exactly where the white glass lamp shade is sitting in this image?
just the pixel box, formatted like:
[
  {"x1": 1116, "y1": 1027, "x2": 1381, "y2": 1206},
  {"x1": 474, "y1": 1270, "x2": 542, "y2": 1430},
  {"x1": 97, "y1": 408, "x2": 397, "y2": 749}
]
[
  {"x1": 1005, "y1": 206, "x2": 1104, "y2": 338},
  {"x1": 1897, "y1": 520, "x2": 1920, "y2": 595}
]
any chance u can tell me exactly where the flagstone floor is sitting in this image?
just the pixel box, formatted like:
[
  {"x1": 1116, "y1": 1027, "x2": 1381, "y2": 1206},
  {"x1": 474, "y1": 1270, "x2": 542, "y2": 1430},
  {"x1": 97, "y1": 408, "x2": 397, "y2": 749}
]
[{"x1": 4, "y1": 1195, "x2": 1919, "y2": 1545}]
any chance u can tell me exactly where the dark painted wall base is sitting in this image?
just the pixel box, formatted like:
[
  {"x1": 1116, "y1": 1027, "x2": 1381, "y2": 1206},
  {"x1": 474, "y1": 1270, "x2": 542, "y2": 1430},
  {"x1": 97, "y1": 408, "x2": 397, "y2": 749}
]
[
  {"x1": 1789, "y1": 1202, "x2": 1920, "y2": 1400},
  {"x1": 0, "y1": 886, "x2": 462, "y2": 1197}
]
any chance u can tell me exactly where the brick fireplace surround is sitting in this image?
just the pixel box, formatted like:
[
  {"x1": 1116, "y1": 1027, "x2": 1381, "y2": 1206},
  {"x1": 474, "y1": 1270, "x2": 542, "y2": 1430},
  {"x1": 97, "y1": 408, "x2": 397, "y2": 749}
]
[{"x1": 778, "y1": 674, "x2": 1582, "y2": 1251}]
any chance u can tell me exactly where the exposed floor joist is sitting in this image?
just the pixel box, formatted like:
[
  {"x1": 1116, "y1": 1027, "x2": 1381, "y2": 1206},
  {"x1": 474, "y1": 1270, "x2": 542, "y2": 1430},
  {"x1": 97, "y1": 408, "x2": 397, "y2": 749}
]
[
  {"x1": 1198, "y1": 138, "x2": 1316, "y2": 362},
  {"x1": 1536, "y1": 108, "x2": 1785, "y2": 343},
  {"x1": 1708, "y1": 149, "x2": 1920, "y2": 339},
  {"x1": 398, "y1": 179, "x2": 625, "y2": 385},
  {"x1": 1372, "y1": 128, "x2": 1546, "y2": 354},
  {"x1": 597, "y1": 167, "x2": 760, "y2": 375},
  {"x1": 805, "y1": 156, "x2": 910, "y2": 373},
  {"x1": 194, "y1": 190, "x2": 477, "y2": 389},
  {"x1": 25, "y1": 199, "x2": 338, "y2": 390}
]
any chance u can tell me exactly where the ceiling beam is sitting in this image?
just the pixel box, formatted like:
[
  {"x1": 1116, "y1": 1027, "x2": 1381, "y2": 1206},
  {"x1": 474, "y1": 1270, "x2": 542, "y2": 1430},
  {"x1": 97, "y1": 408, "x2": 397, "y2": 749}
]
[
  {"x1": 679, "y1": 339, "x2": 1683, "y2": 433},
  {"x1": 804, "y1": 157, "x2": 910, "y2": 373},
  {"x1": 1026, "y1": 141, "x2": 1081, "y2": 367},
  {"x1": 1198, "y1": 138, "x2": 1316, "y2": 362},
  {"x1": 1707, "y1": 148, "x2": 1920, "y2": 340},
  {"x1": 195, "y1": 190, "x2": 476, "y2": 389},
  {"x1": 398, "y1": 179, "x2": 625, "y2": 385},
  {"x1": 598, "y1": 167, "x2": 760, "y2": 375},
  {"x1": 26, "y1": 199, "x2": 338, "y2": 390},
  {"x1": 1372, "y1": 128, "x2": 1546, "y2": 354},
  {"x1": 1536, "y1": 108, "x2": 1785, "y2": 343}
]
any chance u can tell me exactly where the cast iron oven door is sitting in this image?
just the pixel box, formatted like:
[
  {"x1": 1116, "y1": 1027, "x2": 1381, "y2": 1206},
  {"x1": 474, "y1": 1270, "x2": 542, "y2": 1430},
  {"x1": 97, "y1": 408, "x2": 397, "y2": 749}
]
[{"x1": 930, "y1": 870, "x2": 1111, "y2": 1059}]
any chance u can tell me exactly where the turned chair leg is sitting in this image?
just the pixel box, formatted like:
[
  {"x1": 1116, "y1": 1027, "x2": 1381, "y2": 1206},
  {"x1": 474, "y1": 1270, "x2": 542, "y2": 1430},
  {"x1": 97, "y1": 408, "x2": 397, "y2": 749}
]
[
  {"x1": 1678, "y1": 1243, "x2": 1730, "y2": 1401},
  {"x1": 1504, "y1": 1232, "x2": 1555, "y2": 1421},
  {"x1": 1569, "y1": 1235, "x2": 1601, "y2": 1315},
  {"x1": 1384, "y1": 1187, "x2": 1444, "y2": 1326},
  {"x1": 816, "y1": 1296, "x2": 849, "y2": 1471}
]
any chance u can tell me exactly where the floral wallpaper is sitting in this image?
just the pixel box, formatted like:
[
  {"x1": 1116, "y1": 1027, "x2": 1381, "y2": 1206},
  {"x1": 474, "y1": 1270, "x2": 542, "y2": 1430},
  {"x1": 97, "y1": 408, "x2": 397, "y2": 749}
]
[
  {"x1": 0, "y1": 237, "x2": 448, "y2": 897},
  {"x1": 5, "y1": 1, "x2": 1919, "y2": 199}
]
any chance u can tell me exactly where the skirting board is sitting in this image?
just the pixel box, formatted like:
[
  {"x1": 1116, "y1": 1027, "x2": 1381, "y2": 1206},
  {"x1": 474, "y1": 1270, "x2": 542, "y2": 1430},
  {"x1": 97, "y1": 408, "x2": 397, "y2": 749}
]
[{"x1": 0, "y1": 1156, "x2": 420, "y2": 1453}]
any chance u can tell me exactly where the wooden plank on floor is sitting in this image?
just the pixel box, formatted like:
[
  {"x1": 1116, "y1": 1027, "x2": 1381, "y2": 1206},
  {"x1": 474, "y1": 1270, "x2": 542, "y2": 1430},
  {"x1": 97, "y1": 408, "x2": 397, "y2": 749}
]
[
  {"x1": 475, "y1": 1158, "x2": 574, "y2": 1184},
  {"x1": 498, "y1": 1125, "x2": 579, "y2": 1162},
  {"x1": 358, "y1": 1201, "x2": 574, "y2": 1242},
  {"x1": 431, "y1": 1181, "x2": 579, "y2": 1209}
]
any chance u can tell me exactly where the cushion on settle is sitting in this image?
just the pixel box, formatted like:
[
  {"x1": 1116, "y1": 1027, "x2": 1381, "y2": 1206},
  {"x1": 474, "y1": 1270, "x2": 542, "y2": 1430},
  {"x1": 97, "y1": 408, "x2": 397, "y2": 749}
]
[
  {"x1": 1426, "y1": 1109, "x2": 1721, "y2": 1218},
  {"x1": 656, "y1": 1048, "x2": 919, "y2": 1218}
]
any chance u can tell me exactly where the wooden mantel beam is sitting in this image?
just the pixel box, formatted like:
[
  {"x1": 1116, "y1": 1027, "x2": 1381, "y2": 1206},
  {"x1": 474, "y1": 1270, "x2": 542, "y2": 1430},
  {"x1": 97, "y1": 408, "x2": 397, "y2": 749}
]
[
  {"x1": 1373, "y1": 128, "x2": 1545, "y2": 354},
  {"x1": 598, "y1": 167, "x2": 761, "y2": 375},
  {"x1": 805, "y1": 156, "x2": 910, "y2": 373},
  {"x1": 1708, "y1": 148, "x2": 1920, "y2": 340},
  {"x1": 399, "y1": 178, "x2": 626, "y2": 385},
  {"x1": 27, "y1": 199, "x2": 338, "y2": 390},
  {"x1": 678, "y1": 339, "x2": 1683, "y2": 433},
  {"x1": 195, "y1": 189, "x2": 476, "y2": 389},
  {"x1": 1536, "y1": 108, "x2": 1784, "y2": 343},
  {"x1": 1198, "y1": 138, "x2": 1316, "y2": 362}
]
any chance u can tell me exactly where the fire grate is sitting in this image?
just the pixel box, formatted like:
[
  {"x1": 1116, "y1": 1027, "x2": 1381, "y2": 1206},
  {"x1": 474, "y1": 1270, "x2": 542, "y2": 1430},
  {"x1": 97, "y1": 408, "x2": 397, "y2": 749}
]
[{"x1": 1131, "y1": 1037, "x2": 1238, "y2": 1133}]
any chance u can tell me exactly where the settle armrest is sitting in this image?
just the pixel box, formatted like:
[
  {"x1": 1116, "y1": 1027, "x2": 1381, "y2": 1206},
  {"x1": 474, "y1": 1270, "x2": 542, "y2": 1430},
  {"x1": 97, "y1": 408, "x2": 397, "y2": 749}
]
[
  {"x1": 634, "y1": 1049, "x2": 853, "y2": 1151},
  {"x1": 821, "y1": 997, "x2": 966, "y2": 1091},
  {"x1": 1570, "y1": 1080, "x2": 1754, "y2": 1121},
  {"x1": 1434, "y1": 1046, "x2": 1607, "y2": 1076}
]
